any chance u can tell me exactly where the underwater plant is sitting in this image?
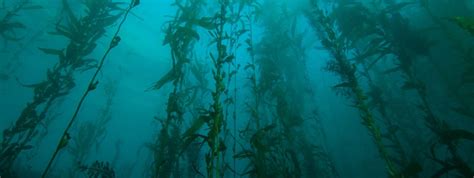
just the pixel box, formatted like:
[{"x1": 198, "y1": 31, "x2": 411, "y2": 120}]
[
  {"x1": 0, "y1": 0, "x2": 127, "y2": 176},
  {"x1": 419, "y1": 0, "x2": 474, "y2": 120},
  {"x1": 168, "y1": 1, "x2": 255, "y2": 177},
  {"x1": 146, "y1": 0, "x2": 211, "y2": 177},
  {"x1": 0, "y1": 0, "x2": 43, "y2": 81},
  {"x1": 231, "y1": 1, "x2": 340, "y2": 177},
  {"x1": 0, "y1": 0, "x2": 42, "y2": 42},
  {"x1": 372, "y1": 3, "x2": 474, "y2": 177},
  {"x1": 305, "y1": 1, "x2": 399, "y2": 177},
  {"x1": 65, "y1": 78, "x2": 118, "y2": 177},
  {"x1": 79, "y1": 160, "x2": 116, "y2": 178},
  {"x1": 40, "y1": 0, "x2": 139, "y2": 177},
  {"x1": 329, "y1": 0, "x2": 474, "y2": 177}
]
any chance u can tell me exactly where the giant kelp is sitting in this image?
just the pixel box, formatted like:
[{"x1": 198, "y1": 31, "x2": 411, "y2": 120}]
[
  {"x1": 419, "y1": 0, "x2": 474, "y2": 120},
  {"x1": 317, "y1": 0, "x2": 474, "y2": 177},
  {"x1": 65, "y1": 79, "x2": 119, "y2": 178},
  {"x1": 39, "y1": 0, "x2": 138, "y2": 177},
  {"x1": 306, "y1": 1, "x2": 399, "y2": 177},
  {"x1": 363, "y1": 2, "x2": 474, "y2": 177},
  {"x1": 175, "y1": 0, "x2": 252, "y2": 177},
  {"x1": 147, "y1": 0, "x2": 208, "y2": 177},
  {"x1": 0, "y1": 0, "x2": 42, "y2": 42},
  {"x1": 231, "y1": 1, "x2": 339, "y2": 177},
  {"x1": 0, "y1": 0, "x2": 125, "y2": 176},
  {"x1": 2, "y1": 0, "x2": 473, "y2": 177}
]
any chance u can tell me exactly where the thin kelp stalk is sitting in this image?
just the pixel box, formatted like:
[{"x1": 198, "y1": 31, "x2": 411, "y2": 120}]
[
  {"x1": 177, "y1": 0, "x2": 245, "y2": 176},
  {"x1": 147, "y1": 0, "x2": 208, "y2": 177},
  {"x1": 357, "y1": 59, "x2": 409, "y2": 169},
  {"x1": 243, "y1": 13, "x2": 260, "y2": 130},
  {"x1": 0, "y1": 0, "x2": 123, "y2": 176},
  {"x1": 220, "y1": 1, "x2": 251, "y2": 177},
  {"x1": 40, "y1": 1, "x2": 139, "y2": 177},
  {"x1": 235, "y1": 2, "x2": 318, "y2": 176},
  {"x1": 208, "y1": 2, "x2": 227, "y2": 177},
  {"x1": 305, "y1": 2, "x2": 398, "y2": 177},
  {"x1": 67, "y1": 78, "x2": 119, "y2": 178}
]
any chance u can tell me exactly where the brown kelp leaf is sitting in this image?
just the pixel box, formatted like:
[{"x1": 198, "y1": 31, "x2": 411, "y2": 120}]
[
  {"x1": 233, "y1": 150, "x2": 255, "y2": 159},
  {"x1": 62, "y1": 0, "x2": 79, "y2": 28},
  {"x1": 133, "y1": 0, "x2": 140, "y2": 7},
  {"x1": 196, "y1": 17, "x2": 216, "y2": 30},
  {"x1": 38, "y1": 48, "x2": 64, "y2": 56},
  {"x1": 333, "y1": 82, "x2": 352, "y2": 88}
]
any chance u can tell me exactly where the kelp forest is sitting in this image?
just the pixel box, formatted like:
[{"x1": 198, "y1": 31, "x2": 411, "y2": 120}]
[{"x1": 0, "y1": 0, "x2": 473, "y2": 177}]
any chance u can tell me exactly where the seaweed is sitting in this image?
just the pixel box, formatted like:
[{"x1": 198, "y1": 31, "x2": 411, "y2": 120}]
[
  {"x1": 66, "y1": 79, "x2": 118, "y2": 177},
  {"x1": 79, "y1": 160, "x2": 115, "y2": 178},
  {"x1": 305, "y1": 1, "x2": 398, "y2": 177},
  {"x1": 40, "y1": 0, "x2": 138, "y2": 177},
  {"x1": 0, "y1": 0, "x2": 42, "y2": 42},
  {"x1": 147, "y1": 1, "x2": 209, "y2": 177},
  {"x1": 328, "y1": 0, "x2": 474, "y2": 177},
  {"x1": 0, "y1": 0, "x2": 125, "y2": 175}
]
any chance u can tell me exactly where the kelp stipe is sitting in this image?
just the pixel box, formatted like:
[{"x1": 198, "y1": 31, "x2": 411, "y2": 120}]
[
  {"x1": 0, "y1": 0, "x2": 122, "y2": 176},
  {"x1": 66, "y1": 78, "x2": 119, "y2": 177},
  {"x1": 333, "y1": 2, "x2": 412, "y2": 170},
  {"x1": 330, "y1": 0, "x2": 474, "y2": 176},
  {"x1": 40, "y1": 0, "x2": 139, "y2": 177},
  {"x1": 173, "y1": 0, "x2": 249, "y2": 177},
  {"x1": 305, "y1": 1, "x2": 398, "y2": 177},
  {"x1": 230, "y1": 1, "x2": 340, "y2": 177},
  {"x1": 146, "y1": 0, "x2": 208, "y2": 177}
]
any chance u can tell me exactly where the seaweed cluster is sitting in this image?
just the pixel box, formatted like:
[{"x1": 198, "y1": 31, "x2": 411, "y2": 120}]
[
  {"x1": 1, "y1": 0, "x2": 126, "y2": 177},
  {"x1": 65, "y1": 79, "x2": 119, "y2": 177},
  {"x1": 79, "y1": 160, "x2": 116, "y2": 178},
  {"x1": 0, "y1": 0, "x2": 42, "y2": 42},
  {"x1": 306, "y1": 0, "x2": 474, "y2": 177},
  {"x1": 1, "y1": 0, "x2": 473, "y2": 177}
]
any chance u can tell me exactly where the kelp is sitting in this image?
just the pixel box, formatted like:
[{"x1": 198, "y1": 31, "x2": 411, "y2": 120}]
[
  {"x1": 377, "y1": 5, "x2": 474, "y2": 178},
  {"x1": 40, "y1": 0, "x2": 138, "y2": 177},
  {"x1": 419, "y1": 0, "x2": 474, "y2": 120},
  {"x1": 79, "y1": 160, "x2": 115, "y2": 178},
  {"x1": 0, "y1": 0, "x2": 42, "y2": 42},
  {"x1": 147, "y1": 0, "x2": 208, "y2": 177},
  {"x1": 0, "y1": 0, "x2": 126, "y2": 176},
  {"x1": 305, "y1": 1, "x2": 398, "y2": 177},
  {"x1": 66, "y1": 79, "x2": 118, "y2": 178},
  {"x1": 149, "y1": 0, "x2": 210, "y2": 91},
  {"x1": 332, "y1": 0, "x2": 474, "y2": 177},
  {"x1": 232, "y1": 2, "x2": 339, "y2": 177},
  {"x1": 176, "y1": 0, "x2": 252, "y2": 177}
]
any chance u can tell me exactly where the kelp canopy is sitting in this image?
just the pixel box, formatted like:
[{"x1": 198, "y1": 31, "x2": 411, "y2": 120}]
[{"x1": 0, "y1": 0, "x2": 473, "y2": 177}]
